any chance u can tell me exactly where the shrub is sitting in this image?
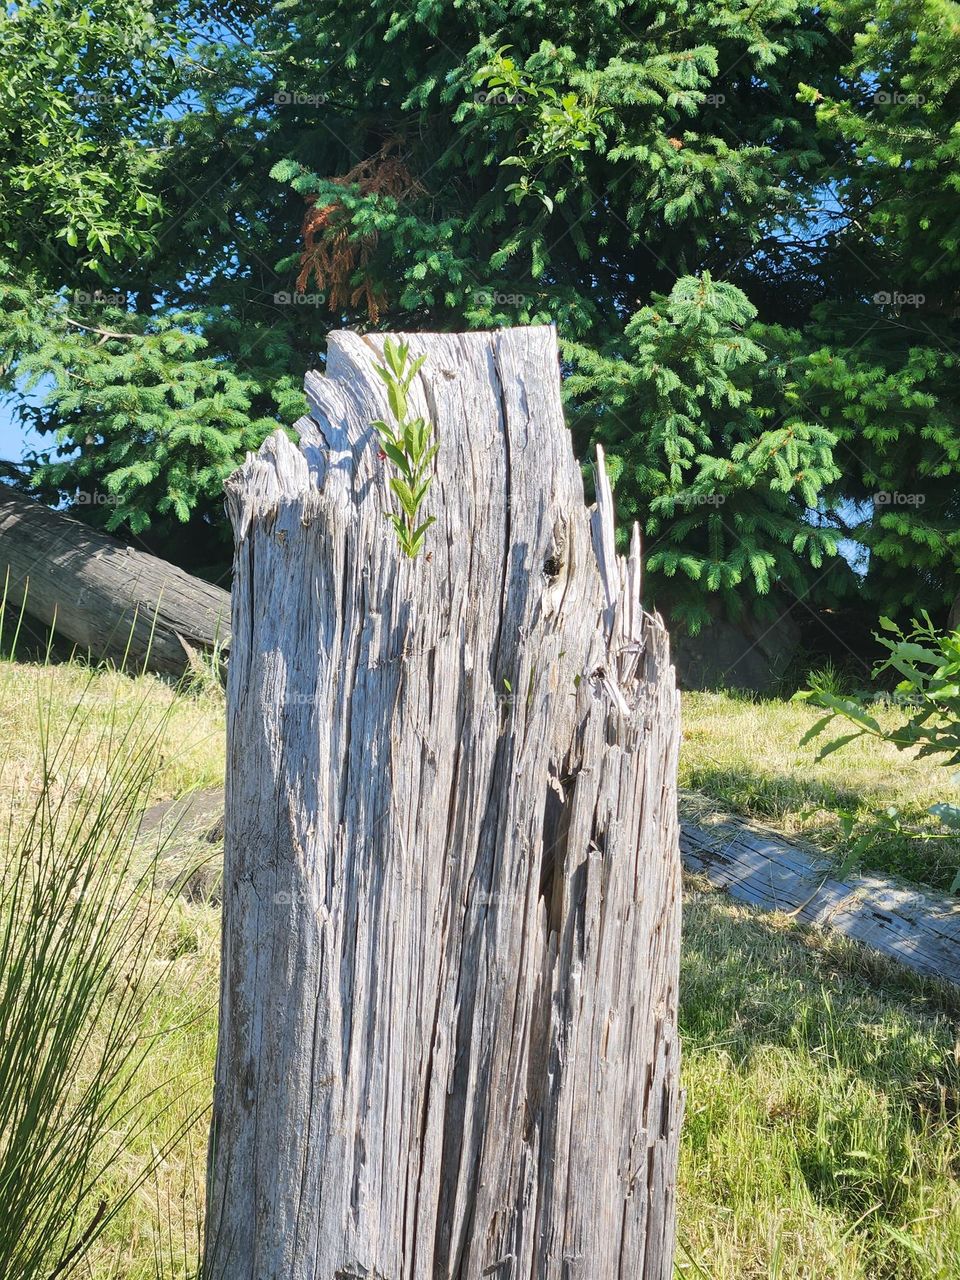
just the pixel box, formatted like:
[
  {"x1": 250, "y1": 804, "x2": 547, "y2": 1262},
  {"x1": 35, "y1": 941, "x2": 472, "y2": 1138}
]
[{"x1": 796, "y1": 614, "x2": 960, "y2": 889}]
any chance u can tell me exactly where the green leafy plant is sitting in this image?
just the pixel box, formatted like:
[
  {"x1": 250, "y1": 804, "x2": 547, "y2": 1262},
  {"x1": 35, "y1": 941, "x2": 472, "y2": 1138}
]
[
  {"x1": 805, "y1": 659, "x2": 849, "y2": 699},
  {"x1": 371, "y1": 338, "x2": 438, "y2": 559},
  {"x1": 796, "y1": 615, "x2": 960, "y2": 888}
]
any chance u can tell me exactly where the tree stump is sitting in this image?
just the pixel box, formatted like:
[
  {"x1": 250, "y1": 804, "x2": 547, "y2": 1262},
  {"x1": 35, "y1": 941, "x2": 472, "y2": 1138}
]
[{"x1": 205, "y1": 326, "x2": 683, "y2": 1279}]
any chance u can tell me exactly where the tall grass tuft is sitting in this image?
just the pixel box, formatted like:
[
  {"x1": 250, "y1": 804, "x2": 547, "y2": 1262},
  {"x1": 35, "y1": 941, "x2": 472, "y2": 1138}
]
[{"x1": 0, "y1": 676, "x2": 195, "y2": 1280}]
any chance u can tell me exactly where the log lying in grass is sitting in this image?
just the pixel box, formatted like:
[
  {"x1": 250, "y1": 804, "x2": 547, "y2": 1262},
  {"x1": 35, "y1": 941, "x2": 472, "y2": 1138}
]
[
  {"x1": 137, "y1": 784, "x2": 960, "y2": 989},
  {"x1": 681, "y1": 814, "x2": 960, "y2": 985},
  {"x1": 204, "y1": 326, "x2": 684, "y2": 1279},
  {"x1": 0, "y1": 487, "x2": 231, "y2": 677}
]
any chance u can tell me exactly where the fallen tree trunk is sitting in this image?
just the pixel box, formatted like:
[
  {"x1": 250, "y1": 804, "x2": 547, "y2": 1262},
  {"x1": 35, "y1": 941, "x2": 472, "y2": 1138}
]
[
  {"x1": 205, "y1": 326, "x2": 683, "y2": 1279},
  {"x1": 0, "y1": 488, "x2": 230, "y2": 677}
]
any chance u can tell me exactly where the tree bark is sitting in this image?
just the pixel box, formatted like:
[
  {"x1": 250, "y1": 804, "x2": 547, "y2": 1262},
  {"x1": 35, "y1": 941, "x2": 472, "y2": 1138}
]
[
  {"x1": 0, "y1": 488, "x2": 230, "y2": 676},
  {"x1": 205, "y1": 325, "x2": 683, "y2": 1279}
]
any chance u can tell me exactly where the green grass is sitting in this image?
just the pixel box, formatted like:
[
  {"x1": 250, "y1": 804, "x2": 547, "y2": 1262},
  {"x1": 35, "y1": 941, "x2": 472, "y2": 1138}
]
[
  {"x1": 679, "y1": 888, "x2": 960, "y2": 1278},
  {"x1": 680, "y1": 689, "x2": 960, "y2": 892},
  {"x1": 0, "y1": 659, "x2": 225, "y2": 813},
  {"x1": 0, "y1": 658, "x2": 224, "y2": 1280},
  {"x1": 1, "y1": 661, "x2": 958, "y2": 1279}
]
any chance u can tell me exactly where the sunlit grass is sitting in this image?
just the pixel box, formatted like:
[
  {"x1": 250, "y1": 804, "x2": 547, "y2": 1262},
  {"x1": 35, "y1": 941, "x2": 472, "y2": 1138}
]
[
  {"x1": 0, "y1": 660, "x2": 225, "y2": 814},
  {"x1": 679, "y1": 689, "x2": 960, "y2": 891},
  {"x1": 678, "y1": 888, "x2": 960, "y2": 1279},
  {"x1": 1, "y1": 660, "x2": 957, "y2": 1279},
  {"x1": 0, "y1": 658, "x2": 225, "y2": 1279}
]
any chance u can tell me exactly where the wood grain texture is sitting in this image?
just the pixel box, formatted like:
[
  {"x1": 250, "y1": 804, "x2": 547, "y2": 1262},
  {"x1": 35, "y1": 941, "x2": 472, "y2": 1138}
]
[
  {"x1": 681, "y1": 815, "x2": 960, "y2": 984},
  {"x1": 0, "y1": 488, "x2": 230, "y2": 676},
  {"x1": 204, "y1": 326, "x2": 683, "y2": 1280}
]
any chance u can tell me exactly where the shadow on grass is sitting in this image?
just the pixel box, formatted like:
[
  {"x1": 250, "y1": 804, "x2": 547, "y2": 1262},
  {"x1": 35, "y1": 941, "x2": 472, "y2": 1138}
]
[{"x1": 680, "y1": 883, "x2": 960, "y2": 1275}]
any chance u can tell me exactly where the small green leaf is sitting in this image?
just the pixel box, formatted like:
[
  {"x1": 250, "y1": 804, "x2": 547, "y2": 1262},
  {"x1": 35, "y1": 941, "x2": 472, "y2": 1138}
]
[
  {"x1": 815, "y1": 731, "x2": 865, "y2": 761},
  {"x1": 381, "y1": 441, "x2": 411, "y2": 475},
  {"x1": 799, "y1": 713, "x2": 835, "y2": 747}
]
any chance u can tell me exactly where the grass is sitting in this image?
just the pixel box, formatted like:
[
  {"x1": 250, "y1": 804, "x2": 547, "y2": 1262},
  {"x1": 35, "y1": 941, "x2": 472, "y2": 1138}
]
[
  {"x1": 679, "y1": 689, "x2": 960, "y2": 892},
  {"x1": 0, "y1": 657, "x2": 224, "y2": 1280},
  {"x1": 0, "y1": 659, "x2": 224, "y2": 813},
  {"x1": 679, "y1": 887, "x2": 960, "y2": 1279},
  {"x1": 1, "y1": 660, "x2": 957, "y2": 1279}
]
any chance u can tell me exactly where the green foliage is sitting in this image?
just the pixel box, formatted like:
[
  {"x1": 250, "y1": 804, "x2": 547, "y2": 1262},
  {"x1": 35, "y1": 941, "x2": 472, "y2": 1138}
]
[
  {"x1": 0, "y1": 0, "x2": 180, "y2": 277},
  {"x1": 797, "y1": 615, "x2": 960, "y2": 887},
  {"x1": 371, "y1": 338, "x2": 437, "y2": 558},
  {"x1": 799, "y1": 615, "x2": 960, "y2": 764},
  {"x1": 805, "y1": 659, "x2": 849, "y2": 698},
  {"x1": 776, "y1": 0, "x2": 960, "y2": 620},
  {"x1": 0, "y1": 0, "x2": 841, "y2": 581},
  {"x1": 566, "y1": 273, "x2": 842, "y2": 629},
  {"x1": 0, "y1": 0, "x2": 957, "y2": 629},
  {"x1": 3, "y1": 283, "x2": 286, "y2": 535}
]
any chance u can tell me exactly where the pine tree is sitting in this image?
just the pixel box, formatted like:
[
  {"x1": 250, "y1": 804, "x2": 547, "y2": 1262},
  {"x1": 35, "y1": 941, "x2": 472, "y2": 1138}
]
[
  {"x1": 566, "y1": 273, "x2": 842, "y2": 630},
  {"x1": 781, "y1": 0, "x2": 960, "y2": 621},
  {"x1": 2, "y1": 0, "x2": 956, "y2": 636}
]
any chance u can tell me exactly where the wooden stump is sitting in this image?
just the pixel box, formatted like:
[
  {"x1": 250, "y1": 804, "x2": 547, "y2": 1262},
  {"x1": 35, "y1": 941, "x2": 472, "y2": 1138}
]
[{"x1": 205, "y1": 326, "x2": 683, "y2": 1279}]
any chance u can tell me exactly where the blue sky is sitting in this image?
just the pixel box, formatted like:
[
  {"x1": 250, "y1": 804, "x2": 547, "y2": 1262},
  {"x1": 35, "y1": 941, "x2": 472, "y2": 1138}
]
[{"x1": 0, "y1": 390, "x2": 45, "y2": 464}]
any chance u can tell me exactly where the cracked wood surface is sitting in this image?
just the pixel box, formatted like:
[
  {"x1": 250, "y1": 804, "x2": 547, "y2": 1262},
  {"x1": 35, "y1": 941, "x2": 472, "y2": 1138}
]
[
  {"x1": 203, "y1": 326, "x2": 683, "y2": 1280},
  {"x1": 681, "y1": 814, "x2": 960, "y2": 985},
  {"x1": 0, "y1": 487, "x2": 231, "y2": 676}
]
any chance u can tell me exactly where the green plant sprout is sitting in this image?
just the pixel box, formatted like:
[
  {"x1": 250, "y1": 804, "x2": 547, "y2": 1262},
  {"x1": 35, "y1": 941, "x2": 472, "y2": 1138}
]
[{"x1": 372, "y1": 338, "x2": 438, "y2": 558}]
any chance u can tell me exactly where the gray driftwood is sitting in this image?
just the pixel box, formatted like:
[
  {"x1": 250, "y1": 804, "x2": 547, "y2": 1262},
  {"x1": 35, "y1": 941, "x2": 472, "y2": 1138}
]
[
  {"x1": 681, "y1": 814, "x2": 960, "y2": 984},
  {"x1": 204, "y1": 326, "x2": 683, "y2": 1279},
  {"x1": 0, "y1": 487, "x2": 230, "y2": 676}
]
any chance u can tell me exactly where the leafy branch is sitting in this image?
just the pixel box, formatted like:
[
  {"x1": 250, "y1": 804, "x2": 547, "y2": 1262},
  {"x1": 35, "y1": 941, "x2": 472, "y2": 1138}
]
[
  {"x1": 371, "y1": 337, "x2": 438, "y2": 558},
  {"x1": 796, "y1": 614, "x2": 960, "y2": 890}
]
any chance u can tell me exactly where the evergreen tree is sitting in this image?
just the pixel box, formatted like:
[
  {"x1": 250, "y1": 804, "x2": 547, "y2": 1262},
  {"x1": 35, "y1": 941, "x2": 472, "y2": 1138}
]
[
  {"x1": 779, "y1": 0, "x2": 960, "y2": 621},
  {"x1": 0, "y1": 0, "x2": 956, "y2": 637},
  {"x1": 566, "y1": 274, "x2": 842, "y2": 630}
]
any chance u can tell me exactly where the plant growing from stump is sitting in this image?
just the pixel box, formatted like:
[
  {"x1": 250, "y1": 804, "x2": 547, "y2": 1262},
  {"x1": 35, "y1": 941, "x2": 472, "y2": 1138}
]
[{"x1": 372, "y1": 338, "x2": 437, "y2": 558}]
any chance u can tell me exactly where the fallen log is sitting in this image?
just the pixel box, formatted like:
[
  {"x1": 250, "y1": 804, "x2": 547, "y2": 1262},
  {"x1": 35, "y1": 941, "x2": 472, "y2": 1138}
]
[
  {"x1": 680, "y1": 811, "x2": 960, "y2": 985},
  {"x1": 0, "y1": 487, "x2": 231, "y2": 677},
  {"x1": 204, "y1": 326, "x2": 684, "y2": 1279}
]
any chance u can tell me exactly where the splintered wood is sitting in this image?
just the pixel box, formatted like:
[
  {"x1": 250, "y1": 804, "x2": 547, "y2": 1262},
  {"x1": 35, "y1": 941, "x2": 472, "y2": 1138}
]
[
  {"x1": 681, "y1": 814, "x2": 960, "y2": 985},
  {"x1": 204, "y1": 326, "x2": 683, "y2": 1280}
]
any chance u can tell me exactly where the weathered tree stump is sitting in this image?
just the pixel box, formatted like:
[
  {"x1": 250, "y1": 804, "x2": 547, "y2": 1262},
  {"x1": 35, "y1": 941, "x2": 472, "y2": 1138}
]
[
  {"x1": 0, "y1": 488, "x2": 230, "y2": 676},
  {"x1": 205, "y1": 326, "x2": 683, "y2": 1279}
]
